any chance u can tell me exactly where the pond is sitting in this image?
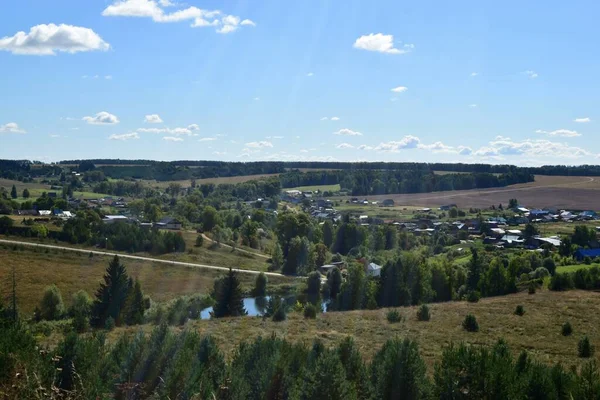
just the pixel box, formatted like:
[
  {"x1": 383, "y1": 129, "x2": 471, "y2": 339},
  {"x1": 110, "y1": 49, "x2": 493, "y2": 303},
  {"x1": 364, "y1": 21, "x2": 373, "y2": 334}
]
[{"x1": 200, "y1": 296, "x2": 329, "y2": 319}]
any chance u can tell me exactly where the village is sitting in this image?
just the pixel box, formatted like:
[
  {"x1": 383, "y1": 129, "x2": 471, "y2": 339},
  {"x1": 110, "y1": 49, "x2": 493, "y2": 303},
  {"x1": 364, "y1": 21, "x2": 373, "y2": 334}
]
[{"x1": 284, "y1": 188, "x2": 600, "y2": 264}]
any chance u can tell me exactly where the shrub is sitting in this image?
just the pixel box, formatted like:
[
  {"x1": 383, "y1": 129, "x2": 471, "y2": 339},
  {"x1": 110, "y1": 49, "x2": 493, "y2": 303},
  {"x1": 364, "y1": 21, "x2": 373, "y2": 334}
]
[
  {"x1": 530, "y1": 267, "x2": 550, "y2": 280},
  {"x1": 386, "y1": 309, "x2": 402, "y2": 324},
  {"x1": 514, "y1": 305, "x2": 525, "y2": 316},
  {"x1": 584, "y1": 256, "x2": 593, "y2": 265},
  {"x1": 562, "y1": 321, "x2": 573, "y2": 336},
  {"x1": 40, "y1": 285, "x2": 65, "y2": 321},
  {"x1": 528, "y1": 282, "x2": 536, "y2": 295},
  {"x1": 417, "y1": 304, "x2": 430, "y2": 321},
  {"x1": 104, "y1": 316, "x2": 115, "y2": 331},
  {"x1": 303, "y1": 303, "x2": 317, "y2": 319},
  {"x1": 543, "y1": 257, "x2": 556, "y2": 275},
  {"x1": 272, "y1": 305, "x2": 287, "y2": 322},
  {"x1": 578, "y1": 336, "x2": 594, "y2": 358},
  {"x1": 265, "y1": 297, "x2": 287, "y2": 322},
  {"x1": 463, "y1": 314, "x2": 479, "y2": 332},
  {"x1": 70, "y1": 290, "x2": 92, "y2": 333},
  {"x1": 195, "y1": 235, "x2": 204, "y2": 247},
  {"x1": 550, "y1": 273, "x2": 574, "y2": 291},
  {"x1": 467, "y1": 291, "x2": 480, "y2": 303}
]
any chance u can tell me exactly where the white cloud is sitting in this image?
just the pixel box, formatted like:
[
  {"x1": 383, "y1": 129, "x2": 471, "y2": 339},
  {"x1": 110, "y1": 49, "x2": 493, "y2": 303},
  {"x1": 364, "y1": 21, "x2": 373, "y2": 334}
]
[
  {"x1": 336, "y1": 143, "x2": 354, "y2": 149},
  {"x1": 357, "y1": 144, "x2": 373, "y2": 150},
  {"x1": 266, "y1": 136, "x2": 284, "y2": 139},
  {"x1": 473, "y1": 146, "x2": 499, "y2": 157},
  {"x1": 102, "y1": 0, "x2": 254, "y2": 33},
  {"x1": 306, "y1": 72, "x2": 314, "y2": 77},
  {"x1": 83, "y1": 111, "x2": 119, "y2": 125},
  {"x1": 300, "y1": 149, "x2": 309, "y2": 153},
  {"x1": 138, "y1": 124, "x2": 198, "y2": 135},
  {"x1": 245, "y1": 141, "x2": 273, "y2": 148},
  {"x1": 213, "y1": 151, "x2": 227, "y2": 155},
  {"x1": 144, "y1": 114, "x2": 163, "y2": 123},
  {"x1": 109, "y1": 132, "x2": 140, "y2": 141},
  {"x1": 574, "y1": 117, "x2": 591, "y2": 123},
  {"x1": 458, "y1": 146, "x2": 473, "y2": 156},
  {"x1": 525, "y1": 70, "x2": 538, "y2": 79},
  {"x1": 321, "y1": 116, "x2": 340, "y2": 121},
  {"x1": 374, "y1": 135, "x2": 421, "y2": 152},
  {"x1": 49, "y1": 134, "x2": 61, "y2": 138},
  {"x1": 470, "y1": 72, "x2": 478, "y2": 77},
  {"x1": 391, "y1": 86, "x2": 407, "y2": 93},
  {"x1": 485, "y1": 137, "x2": 589, "y2": 158},
  {"x1": 105, "y1": 75, "x2": 112, "y2": 80},
  {"x1": 469, "y1": 104, "x2": 477, "y2": 108},
  {"x1": 0, "y1": 24, "x2": 110, "y2": 55},
  {"x1": 353, "y1": 33, "x2": 413, "y2": 54},
  {"x1": 330, "y1": 116, "x2": 340, "y2": 121},
  {"x1": 163, "y1": 136, "x2": 183, "y2": 142},
  {"x1": 198, "y1": 137, "x2": 217, "y2": 142},
  {"x1": 0, "y1": 122, "x2": 26, "y2": 134},
  {"x1": 254, "y1": 97, "x2": 260, "y2": 101},
  {"x1": 334, "y1": 128, "x2": 362, "y2": 136},
  {"x1": 320, "y1": 117, "x2": 328, "y2": 121},
  {"x1": 417, "y1": 141, "x2": 454, "y2": 153},
  {"x1": 535, "y1": 129, "x2": 581, "y2": 137}
]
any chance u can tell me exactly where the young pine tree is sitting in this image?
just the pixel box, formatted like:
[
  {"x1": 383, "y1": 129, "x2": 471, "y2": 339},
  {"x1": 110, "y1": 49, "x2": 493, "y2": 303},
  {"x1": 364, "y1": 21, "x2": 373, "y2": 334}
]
[
  {"x1": 124, "y1": 279, "x2": 145, "y2": 325},
  {"x1": 10, "y1": 185, "x2": 17, "y2": 199},
  {"x1": 91, "y1": 255, "x2": 131, "y2": 327},
  {"x1": 253, "y1": 272, "x2": 268, "y2": 297},
  {"x1": 212, "y1": 268, "x2": 247, "y2": 318}
]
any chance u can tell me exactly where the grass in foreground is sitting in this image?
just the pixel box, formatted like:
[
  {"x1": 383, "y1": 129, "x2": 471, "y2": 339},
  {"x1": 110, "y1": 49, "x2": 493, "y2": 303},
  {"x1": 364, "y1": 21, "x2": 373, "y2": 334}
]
[
  {"x1": 0, "y1": 246, "x2": 294, "y2": 314},
  {"x1": 96, "y1": 290, "x2": 600, "y2": 369}
]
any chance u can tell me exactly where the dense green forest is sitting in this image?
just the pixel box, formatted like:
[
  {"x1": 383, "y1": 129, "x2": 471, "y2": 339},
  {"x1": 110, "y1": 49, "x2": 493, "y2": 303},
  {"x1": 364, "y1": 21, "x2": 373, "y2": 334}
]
[{"x1": 279, "y1": 169, "x2": 533, "y2": 195}]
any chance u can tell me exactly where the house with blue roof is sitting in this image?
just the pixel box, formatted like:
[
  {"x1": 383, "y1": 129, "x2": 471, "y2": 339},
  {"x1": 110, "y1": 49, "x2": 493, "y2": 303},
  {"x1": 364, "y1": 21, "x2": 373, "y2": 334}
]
[{"x1": 574, "y1": 248, "x2": 600, "y2": 261}]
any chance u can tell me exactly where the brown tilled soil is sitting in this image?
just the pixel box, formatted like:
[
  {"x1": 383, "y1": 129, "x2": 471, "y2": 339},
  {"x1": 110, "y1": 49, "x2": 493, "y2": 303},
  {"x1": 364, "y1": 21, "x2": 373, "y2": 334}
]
[{"x1": 336, "y1": 175, "x2": 600, "y2": 209}]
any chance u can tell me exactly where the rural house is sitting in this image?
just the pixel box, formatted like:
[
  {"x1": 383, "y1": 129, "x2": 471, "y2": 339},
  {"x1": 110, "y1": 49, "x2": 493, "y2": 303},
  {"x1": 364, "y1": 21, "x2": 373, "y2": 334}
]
[{"x1": 155, "y1": 217, "x2": 182, "y2": 230}]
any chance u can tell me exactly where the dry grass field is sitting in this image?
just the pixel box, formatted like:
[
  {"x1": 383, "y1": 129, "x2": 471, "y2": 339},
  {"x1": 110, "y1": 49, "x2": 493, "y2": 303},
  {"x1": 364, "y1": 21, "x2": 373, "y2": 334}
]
[
  {"x1": 336, "y1": 175, "x2": 600, "y2": 209},
  {"x1": 0, "y1": 246, "x2": 293, "y2": 314},
  {"x1": 100, "y1": 290, "x2": 600, "y2": 369}
]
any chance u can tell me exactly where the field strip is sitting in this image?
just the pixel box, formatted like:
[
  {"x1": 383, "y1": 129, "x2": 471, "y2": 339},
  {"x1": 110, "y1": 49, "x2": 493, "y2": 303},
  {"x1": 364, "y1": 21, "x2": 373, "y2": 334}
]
[
  {"x1": 0, "y1": 238, "x2": 283, "y2": 277},
  {"x1": 200, "y1": 233, "x2": 270, "y2": 259},
  {"x1": 391, "y1": 177, "x2": 596, "y2": 203}
]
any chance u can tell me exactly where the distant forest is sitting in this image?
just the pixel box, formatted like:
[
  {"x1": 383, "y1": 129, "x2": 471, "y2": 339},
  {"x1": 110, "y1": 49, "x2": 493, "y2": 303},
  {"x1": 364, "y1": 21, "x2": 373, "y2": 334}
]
[
  {"x1": 3, "y1": 158, "x2": 600, "y2": 196},
  {"x1": 55, "y1": 159, "x2": 600, "y2": 177}
]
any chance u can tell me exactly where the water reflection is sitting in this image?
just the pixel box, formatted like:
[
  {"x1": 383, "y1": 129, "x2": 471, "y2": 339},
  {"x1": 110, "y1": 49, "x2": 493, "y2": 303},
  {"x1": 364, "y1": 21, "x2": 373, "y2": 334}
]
[{"x1": 200, "y1": 296, "x2": 328, "y2": 319}]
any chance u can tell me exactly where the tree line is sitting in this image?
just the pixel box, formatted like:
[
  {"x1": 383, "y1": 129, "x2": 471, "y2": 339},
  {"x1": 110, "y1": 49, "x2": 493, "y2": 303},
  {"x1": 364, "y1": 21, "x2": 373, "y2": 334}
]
[{"x1": 279, "y1": 169, "x2": 534, "y2": 195}]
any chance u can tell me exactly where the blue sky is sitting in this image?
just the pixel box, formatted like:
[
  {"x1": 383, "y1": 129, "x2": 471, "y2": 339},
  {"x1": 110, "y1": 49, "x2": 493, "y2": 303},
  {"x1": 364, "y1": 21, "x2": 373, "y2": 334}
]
[{"x1": 1, "y1": 0, "x2": 599, "y2": 165}]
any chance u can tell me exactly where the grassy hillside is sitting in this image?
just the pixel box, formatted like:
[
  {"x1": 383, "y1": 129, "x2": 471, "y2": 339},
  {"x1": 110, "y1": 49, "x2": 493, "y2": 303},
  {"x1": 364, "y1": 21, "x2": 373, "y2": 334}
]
[
  {"x1": 0, "y1": 246, "x2": 294, "y2": 314},
  {"x1": 98, "y1": 290, "x2": 600, "y2": 370}
]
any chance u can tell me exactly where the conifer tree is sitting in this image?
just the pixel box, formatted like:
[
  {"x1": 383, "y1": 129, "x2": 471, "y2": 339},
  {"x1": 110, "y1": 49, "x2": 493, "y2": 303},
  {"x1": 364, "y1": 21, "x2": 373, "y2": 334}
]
[
  {"x1": 124, "y1": 279, "x2": 145, "y2": 325},
  {"x1": 91, "y1": 255, "x2": 130, "y2": 327},
  {"x1": 212, "y1": 268, "x2": 247, "y2": 318},
  {"x1": 10, "y1": 185, "x2": 17, "y2": 199}
]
